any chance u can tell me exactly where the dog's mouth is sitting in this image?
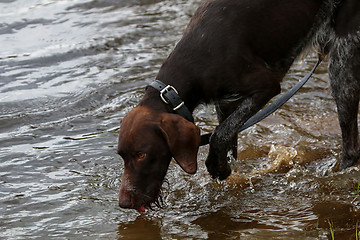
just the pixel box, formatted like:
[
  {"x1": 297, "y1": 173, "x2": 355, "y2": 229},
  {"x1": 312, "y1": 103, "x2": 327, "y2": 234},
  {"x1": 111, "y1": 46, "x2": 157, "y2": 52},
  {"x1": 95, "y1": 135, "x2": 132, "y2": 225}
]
[
  {"x1": 119, "y1": 184, "x2": 164, "y2": 213},
  {"x1": 119, "y1": 175, "x2": 167, "y2": 212},
  {"x1": 136, "y1": 190, "x2": 164, "y2": 213}
]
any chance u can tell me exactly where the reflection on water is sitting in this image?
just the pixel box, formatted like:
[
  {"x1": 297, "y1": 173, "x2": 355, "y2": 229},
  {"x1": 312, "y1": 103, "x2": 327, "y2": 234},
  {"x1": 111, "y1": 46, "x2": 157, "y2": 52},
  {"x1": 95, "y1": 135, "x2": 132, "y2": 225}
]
[
  {"x1": 1, "y1": 0, "x2": 360, "y2": 239},
  {"x1": 117, "y1": 217, "x2": 162, "y2": 240}
]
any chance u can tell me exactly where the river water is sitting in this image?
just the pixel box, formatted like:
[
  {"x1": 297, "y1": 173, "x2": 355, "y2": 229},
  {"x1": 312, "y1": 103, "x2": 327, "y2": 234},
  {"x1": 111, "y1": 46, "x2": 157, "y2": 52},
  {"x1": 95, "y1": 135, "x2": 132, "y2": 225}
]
[{"x1": 1, "y1": 0, "x2": 360, "y2": 239}]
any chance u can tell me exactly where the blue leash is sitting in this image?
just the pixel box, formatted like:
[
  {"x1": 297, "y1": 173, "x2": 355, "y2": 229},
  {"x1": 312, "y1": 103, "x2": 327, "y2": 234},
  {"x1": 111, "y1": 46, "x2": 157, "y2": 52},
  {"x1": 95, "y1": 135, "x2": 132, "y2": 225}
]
[{"x1": 200, "y1": 58, "x2": 322, "y2": 146}]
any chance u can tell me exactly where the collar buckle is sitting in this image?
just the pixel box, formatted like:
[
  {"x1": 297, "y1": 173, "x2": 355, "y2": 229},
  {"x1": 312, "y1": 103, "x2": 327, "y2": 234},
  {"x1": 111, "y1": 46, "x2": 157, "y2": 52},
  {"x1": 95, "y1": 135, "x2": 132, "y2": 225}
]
[
  {"x1": 160, "y1": 85, "x2": 178, "y2": 104},
  {"x1": 149, "y1": 80, "x2": 194, "y2": 123}
]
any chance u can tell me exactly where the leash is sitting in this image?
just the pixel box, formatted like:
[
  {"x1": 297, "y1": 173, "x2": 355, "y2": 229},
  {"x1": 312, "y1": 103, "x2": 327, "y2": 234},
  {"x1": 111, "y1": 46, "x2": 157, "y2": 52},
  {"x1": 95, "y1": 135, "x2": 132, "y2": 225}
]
[
  {"x1": 149, "y1": 57, "x2": 322, "y2": 146},
  {"x1": 200, "y1": 58, "x2": 322, "y2": 145}
]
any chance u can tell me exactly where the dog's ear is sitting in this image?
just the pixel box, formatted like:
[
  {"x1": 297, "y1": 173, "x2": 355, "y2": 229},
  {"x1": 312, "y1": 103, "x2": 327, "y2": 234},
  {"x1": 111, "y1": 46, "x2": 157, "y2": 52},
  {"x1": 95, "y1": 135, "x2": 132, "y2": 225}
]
[{"x1": 160, "y1": 113, "x2": 201, "y2": 174}]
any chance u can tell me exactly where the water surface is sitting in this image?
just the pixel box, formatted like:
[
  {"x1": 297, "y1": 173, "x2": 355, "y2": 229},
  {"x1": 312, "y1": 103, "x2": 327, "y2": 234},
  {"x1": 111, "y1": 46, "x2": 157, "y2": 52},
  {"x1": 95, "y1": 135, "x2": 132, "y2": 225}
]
[{"x1": 1, "y1": 0, "x2": 360, "y2": 239}]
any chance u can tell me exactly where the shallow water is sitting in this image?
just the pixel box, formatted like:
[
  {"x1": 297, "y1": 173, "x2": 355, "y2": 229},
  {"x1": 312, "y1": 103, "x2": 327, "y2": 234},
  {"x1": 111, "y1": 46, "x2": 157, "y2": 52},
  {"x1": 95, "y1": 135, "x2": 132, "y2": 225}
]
[{"x1": 1, "y1": 0, "x2": 360, "y2": 239}]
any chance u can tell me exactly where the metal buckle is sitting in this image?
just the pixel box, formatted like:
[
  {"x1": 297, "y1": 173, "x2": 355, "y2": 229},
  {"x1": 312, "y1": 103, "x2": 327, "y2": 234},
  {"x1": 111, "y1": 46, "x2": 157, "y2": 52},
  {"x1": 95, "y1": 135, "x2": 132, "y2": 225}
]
[
  {"x1": 159, "y1": 85, "x2": 178, "y2": 104},
  {"x1": 159, "y1": 84, "x2": 185, "y2": 111},
  {"x1": 173, "y1": 102, "x2": 184, "y2": 111}
]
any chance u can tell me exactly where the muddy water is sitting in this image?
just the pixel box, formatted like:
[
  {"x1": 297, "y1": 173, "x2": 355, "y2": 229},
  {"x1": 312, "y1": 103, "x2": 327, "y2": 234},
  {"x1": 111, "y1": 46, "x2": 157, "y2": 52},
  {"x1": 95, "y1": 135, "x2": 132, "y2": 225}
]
[{"x1": 1, "y1": 0, "x2": 359, "y2": 239}]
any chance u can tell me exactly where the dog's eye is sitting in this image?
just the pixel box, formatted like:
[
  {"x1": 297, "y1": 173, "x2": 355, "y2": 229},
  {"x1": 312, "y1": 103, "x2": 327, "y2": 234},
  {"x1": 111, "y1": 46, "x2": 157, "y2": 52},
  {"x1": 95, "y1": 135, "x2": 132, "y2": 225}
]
[{"x1": 136, "y1": 152, "x2": 146, "y2": 160}]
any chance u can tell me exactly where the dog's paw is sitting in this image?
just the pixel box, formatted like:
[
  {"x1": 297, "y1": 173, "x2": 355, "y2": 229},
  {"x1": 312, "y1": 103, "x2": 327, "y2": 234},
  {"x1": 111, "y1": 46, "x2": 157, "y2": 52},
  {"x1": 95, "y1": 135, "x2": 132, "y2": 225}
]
[
  {"x1": 338, "y1": 150, "x2": 360, "y2": 171},
  {"x1": 205, "y1": 149, "x2": 231, "y2": 180},
  {"x1": 338, "y1": 157, "x2": 358, "y2": 171}
]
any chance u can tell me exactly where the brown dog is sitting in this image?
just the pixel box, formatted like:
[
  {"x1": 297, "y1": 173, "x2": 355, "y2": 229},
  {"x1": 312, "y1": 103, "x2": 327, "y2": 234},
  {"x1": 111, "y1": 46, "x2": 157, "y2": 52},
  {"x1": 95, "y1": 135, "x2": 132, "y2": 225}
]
[{"x1": 118, "y1": 0, "x2": 360, "y2": 211}]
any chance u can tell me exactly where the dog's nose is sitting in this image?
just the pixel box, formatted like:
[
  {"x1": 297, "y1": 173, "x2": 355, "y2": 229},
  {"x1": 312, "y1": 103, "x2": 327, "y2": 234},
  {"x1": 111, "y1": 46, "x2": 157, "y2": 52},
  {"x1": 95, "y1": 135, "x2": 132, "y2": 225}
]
[
  {"x1": 119, "y1": 174, "x2": 135, "y2": 209},
  {"x1": 118, "y1": 198, "x2": 132, "y2": 209},
  {"x1": 119, "y1": 190, "x2": 132, "y2": 209}
]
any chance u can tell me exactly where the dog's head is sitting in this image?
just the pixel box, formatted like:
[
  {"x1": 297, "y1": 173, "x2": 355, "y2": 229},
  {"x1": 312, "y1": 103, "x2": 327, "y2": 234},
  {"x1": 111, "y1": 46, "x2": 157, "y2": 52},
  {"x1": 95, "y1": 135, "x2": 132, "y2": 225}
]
[{"x1": 117, "y1": 106, "x2": 200, "y2": 212}]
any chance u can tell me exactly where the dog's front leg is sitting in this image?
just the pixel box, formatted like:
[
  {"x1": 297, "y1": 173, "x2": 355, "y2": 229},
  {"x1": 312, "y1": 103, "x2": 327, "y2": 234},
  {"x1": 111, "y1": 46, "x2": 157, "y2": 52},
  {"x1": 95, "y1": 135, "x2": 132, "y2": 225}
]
[
  {"x1": 206, "y1": 88, "x2": 279, "y2": 180},
  {"x1": 215, "y1": 101, "x2": 242, "y2": 160}
]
